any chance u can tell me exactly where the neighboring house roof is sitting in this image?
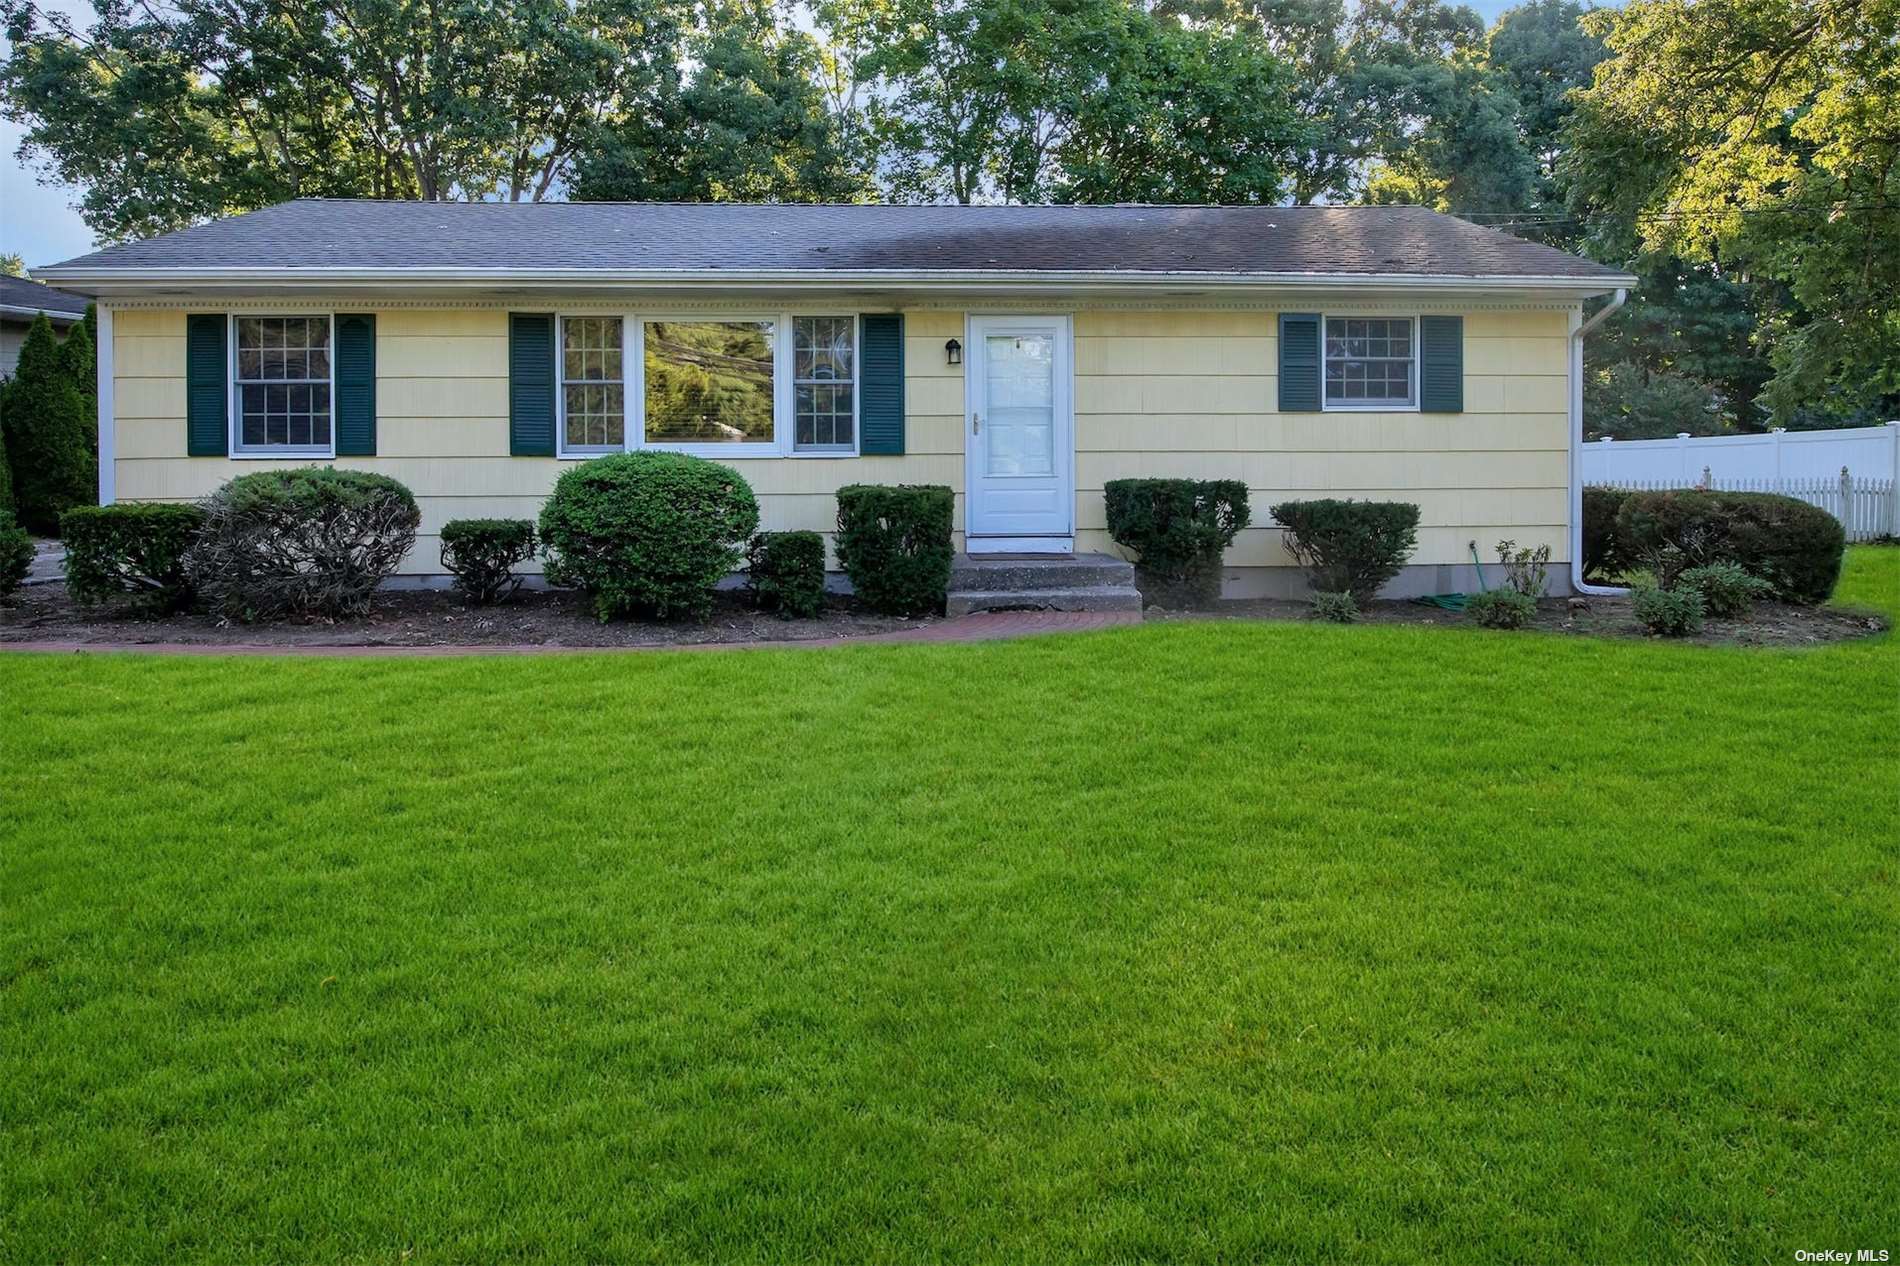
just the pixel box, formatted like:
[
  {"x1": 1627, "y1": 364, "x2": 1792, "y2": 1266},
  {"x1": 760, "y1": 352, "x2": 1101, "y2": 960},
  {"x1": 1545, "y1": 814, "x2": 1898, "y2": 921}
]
[
  {"x1": 0, "y1": 274, "x2": 88, "y2": 322},
  {"x1": 37, "y1": 199, "x2": 1635, "y2": 294}
]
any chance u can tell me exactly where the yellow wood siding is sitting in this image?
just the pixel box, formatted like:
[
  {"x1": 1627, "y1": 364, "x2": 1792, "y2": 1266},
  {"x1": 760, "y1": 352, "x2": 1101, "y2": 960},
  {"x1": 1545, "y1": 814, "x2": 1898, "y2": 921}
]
[{"x1": 109, "y1": 304, "x2": 1573, "y2": 574}]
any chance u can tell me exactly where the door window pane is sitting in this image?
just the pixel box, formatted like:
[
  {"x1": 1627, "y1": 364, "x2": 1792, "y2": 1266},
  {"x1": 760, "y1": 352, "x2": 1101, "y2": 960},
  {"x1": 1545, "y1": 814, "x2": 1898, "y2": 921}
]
[{"x1": 984, "y1": 334, "x2": 1054, "y2": 477}]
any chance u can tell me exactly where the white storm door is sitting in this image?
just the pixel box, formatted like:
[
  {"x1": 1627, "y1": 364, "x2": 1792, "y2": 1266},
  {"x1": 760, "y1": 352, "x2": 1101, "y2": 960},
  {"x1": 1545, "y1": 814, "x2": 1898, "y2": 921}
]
[{"x1": 965, "y1": 315, "x2": 1074, "y2": 546}]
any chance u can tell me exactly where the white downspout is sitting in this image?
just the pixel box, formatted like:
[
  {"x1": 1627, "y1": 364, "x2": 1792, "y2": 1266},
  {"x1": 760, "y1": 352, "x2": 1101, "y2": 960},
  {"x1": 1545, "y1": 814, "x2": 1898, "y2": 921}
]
[{"x1": 1570, "y1": 288, "x2": 1627, "y2": 595}]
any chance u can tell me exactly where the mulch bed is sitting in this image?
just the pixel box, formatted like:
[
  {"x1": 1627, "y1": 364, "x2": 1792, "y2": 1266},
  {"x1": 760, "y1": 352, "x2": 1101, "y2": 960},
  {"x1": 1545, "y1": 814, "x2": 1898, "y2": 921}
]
[
  {"x1": 0, "y1": 583, "x2": 941, "y2": 649},
  {"x1": 1150, "y1": 593, "x2": 1889, "y2": 648},
  {"x1": 2, "y1": 581, "x2": 1884, "y2": 651}
]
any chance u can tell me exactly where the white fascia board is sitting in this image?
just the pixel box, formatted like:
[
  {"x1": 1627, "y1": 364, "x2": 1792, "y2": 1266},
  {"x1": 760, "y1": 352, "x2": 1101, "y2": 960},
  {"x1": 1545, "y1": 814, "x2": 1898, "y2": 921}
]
[
  {"x1": 0, "y1": 303, "x2": 86, "y2": 321},
  {"x1": 32, "y1": 265, "x2": 1641, "y2": 299}
]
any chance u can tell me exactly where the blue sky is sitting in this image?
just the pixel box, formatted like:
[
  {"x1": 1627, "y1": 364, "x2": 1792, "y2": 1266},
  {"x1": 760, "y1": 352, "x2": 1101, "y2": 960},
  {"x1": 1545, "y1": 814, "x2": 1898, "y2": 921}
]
[{"x1": 2, "y1": 0, "x2": 1543, "y2": 273}]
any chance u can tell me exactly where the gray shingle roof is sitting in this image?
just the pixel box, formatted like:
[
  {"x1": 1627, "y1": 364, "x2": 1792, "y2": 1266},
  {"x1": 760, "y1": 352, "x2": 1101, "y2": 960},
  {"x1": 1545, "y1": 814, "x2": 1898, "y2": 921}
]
[
  {"x1": 0, "y1": 274, "x2": 89, "y2": 318},
  {"x1": 41, "y1": 199, "x2": 1629, "y2": 282}
]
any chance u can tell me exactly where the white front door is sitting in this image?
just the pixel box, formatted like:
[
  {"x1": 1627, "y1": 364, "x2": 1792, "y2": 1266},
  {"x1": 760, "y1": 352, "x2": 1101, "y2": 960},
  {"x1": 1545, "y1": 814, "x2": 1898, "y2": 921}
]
[{"x1": 965, "y1": 315, "x2": 1074, "y2": 552}]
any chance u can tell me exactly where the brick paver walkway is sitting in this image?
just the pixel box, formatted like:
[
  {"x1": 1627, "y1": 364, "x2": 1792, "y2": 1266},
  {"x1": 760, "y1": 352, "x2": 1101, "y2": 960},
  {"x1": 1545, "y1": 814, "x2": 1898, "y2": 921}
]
[{"x1": 0, "y1": 608, "x2": 1141, "y2": 657}]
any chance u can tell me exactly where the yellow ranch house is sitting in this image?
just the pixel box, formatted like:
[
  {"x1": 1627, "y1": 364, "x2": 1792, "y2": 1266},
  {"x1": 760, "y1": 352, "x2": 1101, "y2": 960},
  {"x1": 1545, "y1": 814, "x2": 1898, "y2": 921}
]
[{"x1": 38, "y1": 200, "x2": 1635, "y2": 599}]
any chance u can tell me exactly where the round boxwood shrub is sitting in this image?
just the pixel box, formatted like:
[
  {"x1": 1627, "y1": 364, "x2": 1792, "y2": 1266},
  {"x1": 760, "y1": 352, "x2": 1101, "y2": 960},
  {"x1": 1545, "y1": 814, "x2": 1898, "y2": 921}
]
[
  {"x1": 834, "y1": 484, "x2": 954, "y2": 616},
  {"x1": 1615, "y1": 489, "x2": 1844, "y2": 604},
  {"x1": 538, "y1": 451, "x2": 760, "y2": 621},
  {"x1": 440, "y1": 518, "x2": 536, "y2": 606},
  {"x1": 0, "y1": 509, "x2": 33, "y2": 598},
  {"x1": 1104, "y1": 478, "x2": 1250, "y2": 607},
  {"x1": 1269, "y1": 498, "x2": 1420, "y2": 602},
  {"x1": 748, "y1": 530, "x2": 827, "y2": 619},
  {"x1": 188, "y1": 467, "x2": 420, "y2": 622},
  {"x1": 61, "y1": 502, "x2": 205, "y2": 612}
]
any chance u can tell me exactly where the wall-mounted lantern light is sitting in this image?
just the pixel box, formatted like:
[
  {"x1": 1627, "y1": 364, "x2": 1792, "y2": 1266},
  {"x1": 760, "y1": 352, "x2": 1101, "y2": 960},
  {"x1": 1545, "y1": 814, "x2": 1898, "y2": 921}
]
[{"x1": 945, "y1": 338, "x2": 962, "y2": 366}]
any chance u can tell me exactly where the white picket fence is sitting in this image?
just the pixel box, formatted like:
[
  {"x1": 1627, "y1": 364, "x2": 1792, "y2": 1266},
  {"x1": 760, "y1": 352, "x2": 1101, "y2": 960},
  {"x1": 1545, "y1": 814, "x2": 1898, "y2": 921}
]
[{"x1": 1596, "y1": 468, "x2": 1899, "y2": 542}]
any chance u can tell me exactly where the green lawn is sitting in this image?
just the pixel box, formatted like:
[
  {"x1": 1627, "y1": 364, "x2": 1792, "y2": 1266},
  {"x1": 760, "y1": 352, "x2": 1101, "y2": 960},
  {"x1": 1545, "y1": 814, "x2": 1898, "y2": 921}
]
[{"x1": 4, "y1": 549, "x2": 1897, "y2": 1263}]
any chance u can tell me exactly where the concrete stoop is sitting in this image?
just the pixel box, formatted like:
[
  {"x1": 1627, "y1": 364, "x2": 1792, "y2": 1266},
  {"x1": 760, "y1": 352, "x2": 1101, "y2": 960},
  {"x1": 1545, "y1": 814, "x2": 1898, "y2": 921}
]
[{"x1": 945, "y1": 552, "x2": 1144, "y2": 617}]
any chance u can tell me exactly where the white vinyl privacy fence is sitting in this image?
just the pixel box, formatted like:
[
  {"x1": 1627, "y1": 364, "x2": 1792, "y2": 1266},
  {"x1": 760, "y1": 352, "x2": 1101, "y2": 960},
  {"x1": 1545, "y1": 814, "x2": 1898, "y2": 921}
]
[{"x1": 1583, "y1": 421, "x2": 1900, "y2": 542}]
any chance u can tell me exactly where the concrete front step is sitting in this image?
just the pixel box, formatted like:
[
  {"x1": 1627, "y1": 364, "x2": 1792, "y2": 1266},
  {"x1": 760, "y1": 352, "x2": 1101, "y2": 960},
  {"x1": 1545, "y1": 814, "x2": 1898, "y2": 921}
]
[
  {"x1": 945, "y1": 585, "x2": 1145, "y2": 617},
  {"x1": 948, "y1": 551, "x2": 1135, "y2": 592}
]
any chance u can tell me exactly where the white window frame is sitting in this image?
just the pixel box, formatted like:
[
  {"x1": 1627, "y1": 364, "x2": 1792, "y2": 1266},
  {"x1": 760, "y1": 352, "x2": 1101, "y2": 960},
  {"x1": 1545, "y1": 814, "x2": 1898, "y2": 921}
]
[
  {"x1": 228, "y1": 313, "x2": 337, "y2": 458},
  {"x1": 1320, "y1": 313, "x2": 1420, "y2": 413},
  {"x1": 555, "y1": 310, "x2": 862, "y2": 460},
  {"x1": 555, "y1": 313, "x2": 630, "y2": 459}
]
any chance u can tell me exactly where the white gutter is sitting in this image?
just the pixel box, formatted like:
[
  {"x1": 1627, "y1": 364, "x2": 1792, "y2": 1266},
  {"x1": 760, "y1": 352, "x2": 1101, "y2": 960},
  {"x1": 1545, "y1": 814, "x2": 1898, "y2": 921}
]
[
  {"x1": 1570, "y1": 287, "x2": 1628, "y2": 596},
  {"x1": 0, "y1": 303, "x2": 86, "y2": 321},
  {"x1": 33, "y1": 264, "x2": 1638, "y2": 295}
]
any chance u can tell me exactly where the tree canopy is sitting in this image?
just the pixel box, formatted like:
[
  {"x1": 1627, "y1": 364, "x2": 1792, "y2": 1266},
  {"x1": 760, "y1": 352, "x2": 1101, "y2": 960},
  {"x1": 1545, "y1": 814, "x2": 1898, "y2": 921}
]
[{"x1": 3, "y1": 0, "x2": 1895, "y2": 428}]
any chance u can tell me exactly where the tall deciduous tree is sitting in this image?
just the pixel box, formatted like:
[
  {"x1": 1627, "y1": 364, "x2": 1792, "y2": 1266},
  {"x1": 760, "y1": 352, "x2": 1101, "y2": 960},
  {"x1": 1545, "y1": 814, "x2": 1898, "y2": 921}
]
[
  {"x1": 569, "y1": 5, "x2": 870, "y2": 203},
  {"x1": 1564, "y1": 0, "x2": 1900, "y2": 424},
  {"x1": 1, "y1": 0, "x2": 685, "y2": 242}
]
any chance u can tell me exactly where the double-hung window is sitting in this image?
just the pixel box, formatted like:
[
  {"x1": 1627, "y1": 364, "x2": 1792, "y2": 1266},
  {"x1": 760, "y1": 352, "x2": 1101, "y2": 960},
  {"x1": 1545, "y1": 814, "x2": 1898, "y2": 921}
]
[
  {"x1": 560, "y1": 316, "x2": 626, "y2": 454},
  {"x1": 234, "y1": 316, "x2": 333, "y2": 454},
  {"x1": 792, "y1": 316, "x2": 856, "y2": 452},
  {"x1": 556, "y1": 312, "x2": 858, "y2": 457},
  {"x1": 1323, "y1": 316, "x2": 1417, "y2": 409}
]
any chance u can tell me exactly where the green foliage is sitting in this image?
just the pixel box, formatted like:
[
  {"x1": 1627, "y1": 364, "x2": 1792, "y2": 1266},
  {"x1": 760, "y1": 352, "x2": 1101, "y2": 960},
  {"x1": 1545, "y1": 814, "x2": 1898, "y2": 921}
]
[
  {"x1": 57, "y1": 317, "x2": 95, "y2": 412},
  {"x1": 1310, "y1": 590, "x2": 1358, "y2": 623},
  {"x1": 1615, "y1": 489, "x2": 1845, "y2": 605},
  {"x1": 0, "y1": 388, "x2": 13, "y2": 515},
  {"x1": 0, "y1": 313, "x2": 94, "y2": 534},
  {"x1": 538, "y1": 452, "x2": 760, "y2": 622},
  {"x1": 747, "y1": 530, "x2": 827, "y2": 619},
  {"x1": 188, "y1": 467, "x2": 421, "y2": 622},
  {"x1": 1565, "y1": 0, "x2": 1900, "y2": 425},
  {"x1": 0, "y1": 508, "x2": 31, "y2": 596},
  {"x1": 59, "y1": 502, "x2": 204, "y2": 612},
  {"x1": 1494, "y1": 539, "x2": 1551, "y2": 599},
  {"x1": 1677, "y1": 562, "x2": 1774, "y2": 620},
  {"x1": 0, "y1": 0, "x2": 688, "y2": 239},
  {"x1": 1466, "y1": 587, "x2": 1538, "y2": 630},
  {"x1": 439, "y1": 518, "x2": 537, "y2": 606},
  {"x1": 1269, "y1": 499, "x2": 1421, "y2": 602},
  {"x1": 1104, "y1": 478, "x2": 1250, "y2": 607},
  {"x1": 1632, "y1": 582, "x2": 1704, "y2": 636},
  {"x1": 833, "y1": 484, "x2": 954, "y2": 616},
  {"x1": 1584, "y1": 362, "x2": 1722, "y2": 441},
  {"x1": 569, "y1": 10, "x2": 868, "y2": 203},
  {"x1": 1581, "y1": 485, "x2": 1636, "y2": 582}
]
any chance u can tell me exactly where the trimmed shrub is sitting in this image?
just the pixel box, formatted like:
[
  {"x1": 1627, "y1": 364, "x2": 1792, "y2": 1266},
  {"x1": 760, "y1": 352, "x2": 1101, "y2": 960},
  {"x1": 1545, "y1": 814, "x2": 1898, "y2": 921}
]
[
  {"x1": 834, "y1": 484, "x2": 954, "y2": 616},
  {"x1": 0, "y1": 509, "x2": 32, "y2": 598},
  {"x1": 2, "y1": 314, "x2": 95, "y2": 534},
  {"x1": 1494, "y1": 539, "x2": 1551, "y2": 599},
  {"x1": 60, "y1": 502, "x2": 204, "y2": 612},
  {"x1": 1678, "y1": 561, "x2": 1773, "y2": 619},
  {"x1": 1310, "y1": 590, "x2": 1358, "y2": 623},
  {"x1": 1633, "y1": 583, "x2": 1704, "y2": 637},
  {"x1": 538, "y1": 451, "x2": 759, "y2": 621},
  {"x1": 189, "y1": 467, "x2": 420, "y2": 621},
  {"x1": 748, "y1": 530, "x2": 826, "y2": 618},
  {"x1": 1103, "y1": 478, "x2": 1249, "y2": 607},
  {"x1": 1467, "y1": 587, "x2": 1538, "y2": 630},
  {"x1": 1270, "y1": 499, "x2": 1420, "y2": 602},
  {"x1": 441, "y1": 518, "x2": 536, "y2": 605},
  {"x1": 1581, "y1": 485, "x2": 1634, "y2": 582},
  {"x1": 1615, "y1": 489, "x2": 1844, "y2": 604}
]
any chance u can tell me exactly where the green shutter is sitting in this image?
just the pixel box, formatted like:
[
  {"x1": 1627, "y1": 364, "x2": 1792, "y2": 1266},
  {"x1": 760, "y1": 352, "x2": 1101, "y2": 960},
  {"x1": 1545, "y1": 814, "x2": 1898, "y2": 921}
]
[
  {"x1": 334, "y1": 313, "x2": 376, "y2": 455},
  {"x1": 185, "y1": 314, "x2": 227, "y2": 456},
  {"x1": 859, "y1": 313, "x2": 905, "y2": 455},
  {"x1": 1278, "y1": 312, "x2": 1320, "y2": 412},
  {"x1": 509, "y1": 313, "x2": 556, "y2": 456},
  {"x1": 1419, "y1": 315, "x2": 1463, "y2": 412}
]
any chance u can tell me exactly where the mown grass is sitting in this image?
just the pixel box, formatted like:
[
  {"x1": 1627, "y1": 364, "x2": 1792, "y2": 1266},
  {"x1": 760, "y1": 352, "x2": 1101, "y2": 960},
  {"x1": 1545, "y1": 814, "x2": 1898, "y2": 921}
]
[{"x1": 3, "y1": 548, "x2": 1897, "y2": 1263}]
